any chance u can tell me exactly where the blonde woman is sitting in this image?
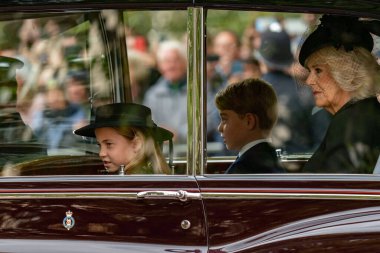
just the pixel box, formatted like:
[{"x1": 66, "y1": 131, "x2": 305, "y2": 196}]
[{"x1": 74, "y1": 103, "x2": 172, "y2": 174}]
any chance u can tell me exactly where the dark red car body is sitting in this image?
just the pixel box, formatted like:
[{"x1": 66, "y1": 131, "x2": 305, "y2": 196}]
[{"x1": 0, "y1": 1, "x2": 379, "y2": 252}]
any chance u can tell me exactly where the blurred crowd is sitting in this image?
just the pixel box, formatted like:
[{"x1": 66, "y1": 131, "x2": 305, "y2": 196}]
[
  {"x1": 0, "y1": 17, "x2": 98, "y2": 151},
  {"x1": 0, "y1": 12, "x2": 331, "y2": 156},
  {"x1": 132, "y1": 13, "x2": 331, "y2": 155}
]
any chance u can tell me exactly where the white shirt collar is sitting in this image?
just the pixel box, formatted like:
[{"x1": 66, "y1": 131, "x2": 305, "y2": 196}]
[{"x1": 239, "y1": 139, "x2": 270, "y2": 157}]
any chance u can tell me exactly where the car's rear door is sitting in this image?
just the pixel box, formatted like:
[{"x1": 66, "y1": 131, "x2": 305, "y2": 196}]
[
  {"x1": 197, "y1": 174, "x2": 380, "y2": 252},
  {"x1": 195, "y1": 4, "x2": 380, "y2": 252}
]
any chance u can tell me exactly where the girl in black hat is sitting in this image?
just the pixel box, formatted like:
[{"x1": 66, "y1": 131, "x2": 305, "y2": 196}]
[
  {"x1": 298, "y1": 15, "x2": 380, "y2": 173},
  {"x1": 74, "y1": 103, "x2": 173, "y2": 174}
]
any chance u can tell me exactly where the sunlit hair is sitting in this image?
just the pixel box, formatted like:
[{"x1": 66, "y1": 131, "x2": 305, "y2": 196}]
[
  {"x1": 306, "y1": 46, "x2": 380, "y2": 100},
  {"x1": 114, "y1": 126, "x2": 169, "y2": 174},
  {"x1": 215, "y1": 78, "x2": 278, "y2": 132}
]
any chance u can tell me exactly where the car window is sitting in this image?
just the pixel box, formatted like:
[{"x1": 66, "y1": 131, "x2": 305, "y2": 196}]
[
  {"x1": 205, "y1": 9, "x2": 380, "y2": 174},
  {"x1": 125, "y1": 10, "x2": 187, "y2": 174},
  {"x1": 1, "y1": 7, "x2": 379, "y2": 176},
  {"x1": 0, "y1": 12, "x2": 107, "y2": 176},
  {"x1": 125, "y1": 10, "x2": 187, "y2": 157},
  {"x1": 0, "y1": 9, "x2": 187, "y2": 176}
]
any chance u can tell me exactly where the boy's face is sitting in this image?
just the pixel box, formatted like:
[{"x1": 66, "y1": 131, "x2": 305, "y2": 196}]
[{"x1": 217, "y1": 109, "x2": 250, "y2": 151}]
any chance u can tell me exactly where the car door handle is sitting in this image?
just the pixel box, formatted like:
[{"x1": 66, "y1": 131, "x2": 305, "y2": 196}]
[{"x1": 137, "y1": 190, "x2": 201, "y2": 202}]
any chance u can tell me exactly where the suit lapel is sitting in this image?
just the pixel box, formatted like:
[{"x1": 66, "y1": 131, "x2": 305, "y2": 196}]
[{"x1": 225, "y1": 154, "x2": 240, "y2": 173}]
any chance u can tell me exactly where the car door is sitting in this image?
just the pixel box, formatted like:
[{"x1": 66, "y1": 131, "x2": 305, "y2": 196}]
[
  {"x1": 197, "y1": 175, "x2": 380, "y2": 252},
  {"x1": 0, "y1": 4, "x2": 207, "y2": 252}
]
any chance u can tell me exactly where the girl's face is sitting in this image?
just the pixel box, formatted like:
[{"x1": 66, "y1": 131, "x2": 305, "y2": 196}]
[
  {"x1": 95, "y1": 127, "x2": 140, "y2": 173},
  {"x1": 305, "y1": 59, "x2": 351, "y2": 114}
]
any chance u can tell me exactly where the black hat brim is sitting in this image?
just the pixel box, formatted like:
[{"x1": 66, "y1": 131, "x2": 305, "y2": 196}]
[
  {"x1": 299, "y1": 28, "x2": 331, "y2": 66},
  {"x1": 74, "y1": 122, "x2": 173, "y2": 143},
  {"x1": 298, "y1": 15, "x2": 374, "y2": 67}
]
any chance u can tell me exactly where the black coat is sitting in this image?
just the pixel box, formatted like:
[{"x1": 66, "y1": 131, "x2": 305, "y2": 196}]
[
  {"x1": 303, "y1": 97, "x2": 380, "y2": 173},
  {"x1": 225, "y1": 142, "x2": 285, "y2": 174}
]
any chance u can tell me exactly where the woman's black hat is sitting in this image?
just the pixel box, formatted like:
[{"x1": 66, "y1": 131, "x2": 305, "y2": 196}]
[
  {"x1": 74, "y1": 103, "x2": 173, "y2": 142},
  {"x1": 299, "y1": 15, "x2": 380, "y2": 66}
]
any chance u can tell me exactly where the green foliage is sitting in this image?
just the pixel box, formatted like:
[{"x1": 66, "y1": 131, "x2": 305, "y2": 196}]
[
  {"x1": 206, "y1": 10, "x2": 255, "y2": 37},
  {"x1": 123, "y1": 10, "x2": 303, "y2": 45}
]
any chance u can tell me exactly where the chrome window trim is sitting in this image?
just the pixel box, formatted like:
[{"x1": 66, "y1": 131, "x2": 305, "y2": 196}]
[
  {"x1": 200, "y1": 192, "x2": 380, "y2": 200},
  {"x1": 0, "y1": 193, "x2": 138, "y2": 199},
  {"x1": 187, "y1": 7, "x2": 206, "y2": 176},
  {"x1": 1, "y1": 191, "x2": 380, "y2": 201}
]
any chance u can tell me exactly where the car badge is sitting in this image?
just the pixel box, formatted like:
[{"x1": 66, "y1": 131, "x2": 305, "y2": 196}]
[{"x1": 63, "y1": 210, "x2": 75, "y2": 230}]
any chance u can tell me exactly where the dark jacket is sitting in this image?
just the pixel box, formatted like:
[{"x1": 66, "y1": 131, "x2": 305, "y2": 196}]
[
  {"x1": 225, "y1": 142, "x2": 285, "y2": 174},
  {"x1": 303, "y1": 97, "x2": 380, "y2": 173}
]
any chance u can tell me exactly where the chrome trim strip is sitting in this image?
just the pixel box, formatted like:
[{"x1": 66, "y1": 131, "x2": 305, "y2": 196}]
[
  {"x1": 187, "y1": 7, "x2": 194, "y2": 176},
  {"x1": 187, "y1": 7, "x2": 205, "y2": 176},
  {"x1": 201, "y1": 192, "x2": 380, "y2": 200},
  {"x1": 0, "y1": 192, "x2": 137, "y2": 199},
  {"x1": 0, "y1": 192, "x2": 380, "y2": 200}
]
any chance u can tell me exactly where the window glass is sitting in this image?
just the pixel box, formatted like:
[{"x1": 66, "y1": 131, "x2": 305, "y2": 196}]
[
  {"x1": 205, "y1": 10, "x2": 337, "y2": 173},
  {"x1": 0, "y1": 12, "x2": 113, "y2": 175},
  {"x1": 0, "y1": 9, "x2": 187, "y2": 176},
  {"x1": 125, "y1": 10, "x2": 187, "y2": 172}
]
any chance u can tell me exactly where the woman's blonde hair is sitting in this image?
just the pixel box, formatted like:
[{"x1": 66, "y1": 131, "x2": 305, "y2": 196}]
[
  {"x1": 114, "y1": 126, "x2": 170, "y2": 174},
  {"x1": 306, "y1": 46, "x2": 380, "y2": 100}
]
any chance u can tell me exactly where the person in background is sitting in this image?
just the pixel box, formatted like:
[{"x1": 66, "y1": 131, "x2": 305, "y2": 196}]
[
  {"x1": 228, "y1": 56, "x2": 262, "y2": 83},
  {"x1": 299, "y1": 14, "x2": 380, "y2": 173},
  {"x1": 143, "y1": 40, "x2": 187, "y2": 144},
  {"x1": 206, "y1": 54, "x2": 223, "y2": 139},
  {"x1": 0, "y1": 56, "x2": 40, "y2": 144},
  {"x1": 240, "y1": 20, "x2": 261, "y2": 60},
  {"x1": 127, "y1": 50, "x2": 154, "y2": 103},
  {"x1": 74, "y1": 103, "x2": 173, "y2": 175},
  {"x1": 215, "y1": 78, "x2": 285, "y2": 174},
  {"x1": 0, "y1": 56, "x2": 47, "y2": 170},
  {"x1": 65, "y1": 70, "x2": 91, "y2": 118},
  {"x1": 31, "y1": 82, "x2": 86, "y2": 150},
  {"x1": 256, "y1": 23, "x2": 330, "y2": 154},
  {"x1": 212, "y1": 30, "x2": 244, "y2": 85}
]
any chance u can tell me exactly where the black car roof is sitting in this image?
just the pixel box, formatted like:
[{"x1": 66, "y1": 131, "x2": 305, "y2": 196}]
[{"x1": 0, "y1": 0, "x2": 378, "y2": 18}]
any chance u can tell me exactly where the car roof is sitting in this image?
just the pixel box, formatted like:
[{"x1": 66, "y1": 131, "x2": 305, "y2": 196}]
[{"x1": 0, "y1": 0, "x2": 378, "y2": 18}]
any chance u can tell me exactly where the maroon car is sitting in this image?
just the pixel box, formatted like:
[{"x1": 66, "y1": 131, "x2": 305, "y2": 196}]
[{"x1": 0, "y1": 0, "x2": 379, "y2": 252}]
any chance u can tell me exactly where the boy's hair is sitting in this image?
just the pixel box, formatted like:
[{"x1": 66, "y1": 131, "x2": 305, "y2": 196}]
[{"x1": 215, "y1": 78, "x2": 278, "y2": 131}]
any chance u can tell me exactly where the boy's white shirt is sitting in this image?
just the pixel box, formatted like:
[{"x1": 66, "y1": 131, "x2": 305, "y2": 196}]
[
  {"x1": 373, "y1": 155, "x2": 380, "y2": 174},
  {"x1": 238, "y1": 138, "x2": 270, "y2": 157}
]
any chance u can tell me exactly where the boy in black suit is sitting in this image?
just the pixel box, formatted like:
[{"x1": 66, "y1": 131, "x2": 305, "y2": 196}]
[{"x1": 215, "y1": 78, "x2": 285, "y2": 174}]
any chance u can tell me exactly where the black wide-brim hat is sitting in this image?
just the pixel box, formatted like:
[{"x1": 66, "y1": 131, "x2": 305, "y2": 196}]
[
  {"x1": 299, "y1": 15, "x2": 377, "y2": 66},
  {"x1": 74, "y1": 103, "x2": 173, "y2": 142}
]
